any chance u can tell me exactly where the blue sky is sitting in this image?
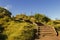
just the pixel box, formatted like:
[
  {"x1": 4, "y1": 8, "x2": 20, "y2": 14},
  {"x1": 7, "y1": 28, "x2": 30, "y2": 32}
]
[{"x1": 0, "y1": 0, "x2": 60, "y2": 19}]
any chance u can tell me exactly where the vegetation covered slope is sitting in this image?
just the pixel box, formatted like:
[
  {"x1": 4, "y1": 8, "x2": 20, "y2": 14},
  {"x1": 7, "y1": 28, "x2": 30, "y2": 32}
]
[{"x1": 0, "y1": 7, "x2": 60, "y2": 40}]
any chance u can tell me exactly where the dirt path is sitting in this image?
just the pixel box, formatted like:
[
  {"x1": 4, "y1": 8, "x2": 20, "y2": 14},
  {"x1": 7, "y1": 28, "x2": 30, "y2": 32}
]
[
  {"x1": 40, "y1": 36, "x2": 59, "y2": 40},
  {"x1": 35, "y1": 23, "x2": 60, "y2": 40}
]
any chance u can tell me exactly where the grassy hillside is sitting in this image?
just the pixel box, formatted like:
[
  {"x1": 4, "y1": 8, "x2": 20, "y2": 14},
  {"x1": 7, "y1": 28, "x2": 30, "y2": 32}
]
[{"x1": 0, "y1": 7, "x2": 60, "y2": 40}]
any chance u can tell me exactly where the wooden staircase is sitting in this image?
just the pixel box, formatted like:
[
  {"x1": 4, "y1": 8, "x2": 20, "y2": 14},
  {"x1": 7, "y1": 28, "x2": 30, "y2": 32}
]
[
  {"x1": 34, "y1": 22, "x2": 57, "y2": 40},
  {"x1": 39, "y1": 25, "x2": 57, "y2": 37}
]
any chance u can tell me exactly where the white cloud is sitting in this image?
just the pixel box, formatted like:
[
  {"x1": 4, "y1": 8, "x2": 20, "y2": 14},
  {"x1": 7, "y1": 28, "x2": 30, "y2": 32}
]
[{"x1": 4, "y1": 5, "x2": 12, "y2": 10}]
